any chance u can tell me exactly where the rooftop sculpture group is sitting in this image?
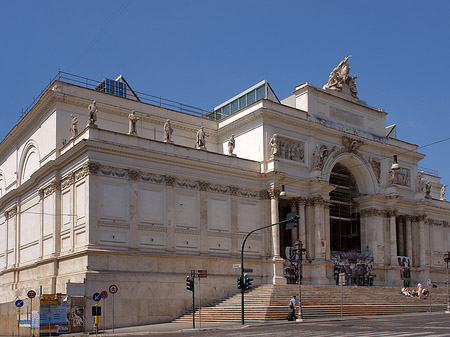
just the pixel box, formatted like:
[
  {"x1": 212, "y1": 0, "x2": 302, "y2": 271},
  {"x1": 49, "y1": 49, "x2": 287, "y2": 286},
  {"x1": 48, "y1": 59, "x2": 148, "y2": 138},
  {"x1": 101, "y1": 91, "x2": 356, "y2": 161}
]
[{"x1": 323, "y1": 55, "x2": 358, "y2": 98}]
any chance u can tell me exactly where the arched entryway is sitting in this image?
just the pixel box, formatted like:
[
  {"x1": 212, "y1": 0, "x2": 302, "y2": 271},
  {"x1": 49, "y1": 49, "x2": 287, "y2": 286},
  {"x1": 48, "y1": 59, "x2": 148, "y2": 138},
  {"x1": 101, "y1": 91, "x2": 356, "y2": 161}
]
[{"x1": 329, "y1": 162, "x2": 374, "y2": 286}]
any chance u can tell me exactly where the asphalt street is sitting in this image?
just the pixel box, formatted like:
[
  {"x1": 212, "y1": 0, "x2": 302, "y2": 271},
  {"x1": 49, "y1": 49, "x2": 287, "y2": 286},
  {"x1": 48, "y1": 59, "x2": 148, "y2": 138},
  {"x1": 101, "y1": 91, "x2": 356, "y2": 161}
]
[{"x1": 99, "y1": 312, "x2": 450, "y2": 337}]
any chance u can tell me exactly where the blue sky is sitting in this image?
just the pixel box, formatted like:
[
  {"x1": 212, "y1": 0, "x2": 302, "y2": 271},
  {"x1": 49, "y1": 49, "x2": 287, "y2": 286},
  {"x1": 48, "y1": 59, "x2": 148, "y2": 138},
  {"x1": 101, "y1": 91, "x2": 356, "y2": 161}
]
[{"x1": 1, "y1": 0, "x2": 449, "y2": 186}]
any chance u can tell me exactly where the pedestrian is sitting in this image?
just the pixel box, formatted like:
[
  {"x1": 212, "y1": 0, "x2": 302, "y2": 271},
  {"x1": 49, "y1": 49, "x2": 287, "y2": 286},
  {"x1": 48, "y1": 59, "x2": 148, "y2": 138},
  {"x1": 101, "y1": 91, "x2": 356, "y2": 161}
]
[
  {"x1": 417, "y1": 282, "x2": 423, "y2": 298},
  {"x1": 287, "y1": 295, "x2": 297, "y2": 321}
]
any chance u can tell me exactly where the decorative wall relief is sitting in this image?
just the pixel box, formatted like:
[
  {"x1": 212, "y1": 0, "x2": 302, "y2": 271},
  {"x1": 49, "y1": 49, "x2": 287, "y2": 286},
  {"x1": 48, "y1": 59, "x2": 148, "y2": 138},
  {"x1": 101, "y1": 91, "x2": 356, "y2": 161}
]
[
  {"x1": 342, "y1": 136, "x2": 364, "y2": 153},
  {"x1": 389, "y1": 168, "x2": 411, "y2": 186},
  {"x1": 369, "y1": 159, "x2": 381, "y2": 183},
  {"x1": 269, "y1": 134, "x2": 305, "y2": 162},
  {"x1": 312, "y1": 144, "x2": 332, "y2": 170}
]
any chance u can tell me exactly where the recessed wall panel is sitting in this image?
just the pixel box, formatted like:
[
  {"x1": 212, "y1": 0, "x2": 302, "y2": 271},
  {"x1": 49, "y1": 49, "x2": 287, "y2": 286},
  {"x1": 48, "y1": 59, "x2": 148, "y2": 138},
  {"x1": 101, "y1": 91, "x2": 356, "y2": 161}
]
[
  {"x1": 101, "y1": 181, "x2": 128, "y2": 221},
  {"x1": 141, "y1": 187, "x2": 164, "y2": 225},
  {"x1": 208, "y1": 196, "x2": 231, "y2": 232},
  {"x1": 176, "y1": 191, "x2": 199, "y2": 229},
  {"x1": 238, "y1": 200, "x2": 259, "y2": 234}
]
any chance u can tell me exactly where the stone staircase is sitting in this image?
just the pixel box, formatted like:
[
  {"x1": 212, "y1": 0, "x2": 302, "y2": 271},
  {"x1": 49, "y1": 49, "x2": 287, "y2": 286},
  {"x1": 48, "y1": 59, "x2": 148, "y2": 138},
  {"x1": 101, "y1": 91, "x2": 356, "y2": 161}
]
[{"x1": 175, "y1": 284, "x2": 448, "y2": 322}]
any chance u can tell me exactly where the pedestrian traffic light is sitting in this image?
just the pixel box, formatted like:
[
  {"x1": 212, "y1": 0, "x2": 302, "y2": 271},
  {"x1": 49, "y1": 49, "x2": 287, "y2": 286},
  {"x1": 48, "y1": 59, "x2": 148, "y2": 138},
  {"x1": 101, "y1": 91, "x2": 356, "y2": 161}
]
[
  {"x1": 244, "y1": 274, "x2": 254, "y2": 290},
  {"x1": 186, "y1": 276, "x2": 194, "y2": 291},
  {"x1": 237, "y1": 276, "x2": 244, "y2": 290}
]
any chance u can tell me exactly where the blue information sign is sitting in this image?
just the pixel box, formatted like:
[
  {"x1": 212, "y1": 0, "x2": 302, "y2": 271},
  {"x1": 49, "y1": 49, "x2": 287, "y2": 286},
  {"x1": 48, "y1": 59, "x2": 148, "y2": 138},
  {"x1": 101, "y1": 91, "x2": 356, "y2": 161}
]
[
  {"x1": 93, "y1": 293, "x2": 101, "y2": 302},
  {"x1": 15, "y1": 299, "x2": 24, "y2": 307}
]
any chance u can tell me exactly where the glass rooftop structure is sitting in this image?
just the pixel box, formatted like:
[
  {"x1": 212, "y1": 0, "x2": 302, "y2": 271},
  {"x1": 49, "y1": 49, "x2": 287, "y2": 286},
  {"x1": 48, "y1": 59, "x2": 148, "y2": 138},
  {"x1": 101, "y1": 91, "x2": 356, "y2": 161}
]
[{"x1": 206, "y1": 80, "x2": 279, "y2": 121}]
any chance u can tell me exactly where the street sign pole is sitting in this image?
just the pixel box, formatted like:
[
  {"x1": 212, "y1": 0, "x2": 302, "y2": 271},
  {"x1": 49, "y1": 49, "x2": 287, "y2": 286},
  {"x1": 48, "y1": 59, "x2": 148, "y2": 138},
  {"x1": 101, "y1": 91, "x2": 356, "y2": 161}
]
[
  {"x1": 30, "y1": 298, "x2": 32, "y2": 337},
  {"x1": 198, "y1": 277, "x2": 201, "y2": 328},
  {"x1": 240, "y1": 215, "x2": 299, "y2": 325},
  {"x1": 108, "y1": 285, "x2": 118, "y2": 333}
]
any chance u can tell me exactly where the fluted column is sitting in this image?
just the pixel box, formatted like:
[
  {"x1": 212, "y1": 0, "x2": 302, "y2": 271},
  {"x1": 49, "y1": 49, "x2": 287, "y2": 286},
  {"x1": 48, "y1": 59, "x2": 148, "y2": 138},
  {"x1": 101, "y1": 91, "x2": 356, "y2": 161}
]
[
  {"x1": 387, "y1": 209, "x2": 398, "y2": 265},
  {"x1": 269, "y1": 186, "x2": 280, "y2": 258}
]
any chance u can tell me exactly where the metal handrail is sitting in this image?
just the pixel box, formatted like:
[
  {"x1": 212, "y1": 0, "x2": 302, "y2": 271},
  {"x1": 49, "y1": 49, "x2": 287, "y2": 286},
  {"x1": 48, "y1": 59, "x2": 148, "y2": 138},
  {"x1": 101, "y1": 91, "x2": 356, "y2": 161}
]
[{"x1": 20, "y1": 70, "x2": 211, "y2": 120}]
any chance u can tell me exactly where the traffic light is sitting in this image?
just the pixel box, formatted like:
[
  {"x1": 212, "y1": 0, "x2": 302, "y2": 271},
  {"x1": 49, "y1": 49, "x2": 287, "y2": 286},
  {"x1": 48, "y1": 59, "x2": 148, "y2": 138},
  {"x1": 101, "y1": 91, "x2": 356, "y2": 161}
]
[
  {"x1": 285, "y1": 213, "x2": 298, "y2": 230},
  {"x1": 237, "y1": 276, "x2": 244, "y2": 290},
  {"x1": 244, "y1": 274, "x2": 254, "y2": 290},
  {"x1": 186, "y1": 276, "x2": 194, "y2": 291}
]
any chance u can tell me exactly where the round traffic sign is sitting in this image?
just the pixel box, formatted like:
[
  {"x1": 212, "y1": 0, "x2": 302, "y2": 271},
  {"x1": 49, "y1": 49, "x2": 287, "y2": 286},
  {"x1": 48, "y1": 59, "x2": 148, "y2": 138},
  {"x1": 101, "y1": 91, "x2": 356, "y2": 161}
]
[
  {"x1": 27, "y1": 290, "x2": 36, "y2": 299},
  {"x1": 93, "y1": 292, "x2": 101, "y2": 302},
  {"x1": 100, "y1": 290, "x2": 108, "y2": 299},
  {"x1": 15, "y1": 299, "x2": 24, "y2": 308},
  {"x1": 109, "y1": 284, "x2": 118, "y2": 294}
]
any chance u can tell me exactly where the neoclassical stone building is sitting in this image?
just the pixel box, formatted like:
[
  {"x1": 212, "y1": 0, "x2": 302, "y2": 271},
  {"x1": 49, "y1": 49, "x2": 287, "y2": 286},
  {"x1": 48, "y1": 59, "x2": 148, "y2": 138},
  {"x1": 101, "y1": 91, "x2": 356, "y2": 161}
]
[{"x1": 0, "y1": 59, "x2": 449, "y2": 329}]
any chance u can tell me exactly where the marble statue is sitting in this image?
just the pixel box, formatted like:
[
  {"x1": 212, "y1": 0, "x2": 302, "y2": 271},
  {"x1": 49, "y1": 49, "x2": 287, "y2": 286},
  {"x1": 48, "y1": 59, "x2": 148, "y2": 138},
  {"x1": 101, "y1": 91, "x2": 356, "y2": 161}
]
[
  {"x1": 323, "y1": 55, "x2": 358, "y2": 98},
  {"x1": 196, "y1": 126, "x2": 208, "y2": 150},
  {"x1": 163, "y1": 119, "x2": 173, "y2": 143},
  {"x1": 269, "y1": 134, "x2": 279, "y2": 158},
  {"x1": 425, "y1": 181, "x2": 431, "y2": 198},
  {"x1": 128, "y1": 110, "x2": 139, "y2": 136},
  {"x1": 87, "y1": 100, "x2": 98, "y2": 127},
  {"x1": 417, "y1": 171, "x2": 425, "y2": 192},
  {"x1": 70, "y1": 114, "x2": 78, "y2": 139},
  {"x1": 440, "y1": 185, "x2": 446, "y2": 201},
  {"x1": 228, "y1": 134, "x2": 235, "y2": 155}
]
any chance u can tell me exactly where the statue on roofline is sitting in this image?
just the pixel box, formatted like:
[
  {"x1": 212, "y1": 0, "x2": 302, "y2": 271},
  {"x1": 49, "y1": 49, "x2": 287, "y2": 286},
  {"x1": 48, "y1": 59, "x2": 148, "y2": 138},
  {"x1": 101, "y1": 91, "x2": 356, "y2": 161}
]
[{"x1": 323, "y1": 55, "x2": 359, "y2": 99}]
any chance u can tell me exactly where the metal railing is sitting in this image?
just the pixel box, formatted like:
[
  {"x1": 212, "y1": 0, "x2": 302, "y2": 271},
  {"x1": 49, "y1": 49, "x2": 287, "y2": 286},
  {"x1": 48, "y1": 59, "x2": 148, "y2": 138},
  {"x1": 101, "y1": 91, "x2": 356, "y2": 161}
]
[{"x1": 20, "y1": 70, "x2": 211, "y2": 119}]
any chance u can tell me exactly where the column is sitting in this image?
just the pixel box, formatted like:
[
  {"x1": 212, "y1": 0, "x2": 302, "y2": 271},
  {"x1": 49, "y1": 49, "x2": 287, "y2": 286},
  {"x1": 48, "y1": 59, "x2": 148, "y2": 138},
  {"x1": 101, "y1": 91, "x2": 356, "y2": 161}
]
[
  {"x1": 298, "y1": 198, "x2": 307, "y2": 256},
  {"x1": 305, "y1": 199, "x2": 315, "y2": 261},
  {"x1": 418, "y1": 215, "x2": 427, "y2": 268},
  {"x1": 397, "y1": 216, "x2": 405, "y2": 256},
  {"x1": 313, "y1": 197, "x2": 324, "y2": 260},
  {"x1": 269, "y1": 186, "x2": 280, "y2": 258},
  {"x1": 290, "y1": 198, "x2": 299, "y2": 246},
  {"x1": 388, "y1": 210, "x2": 398, "y2": 265},
  {"x1": 405, "y1": 215, "x2": 413, "y2": 264}
]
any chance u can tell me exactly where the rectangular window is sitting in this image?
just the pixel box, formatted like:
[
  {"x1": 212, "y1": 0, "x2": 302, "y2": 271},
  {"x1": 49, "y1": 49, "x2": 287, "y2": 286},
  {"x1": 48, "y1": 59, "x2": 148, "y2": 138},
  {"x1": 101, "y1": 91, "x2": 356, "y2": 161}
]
[
  {"x1": 247, "y1": 91, "x2": 255, "y2": 105},
  {"x1": 223, "y1": 104, "x2": 230, "y2": 116},
  {"x1": 231, "y1": 100, "x2": 239, "y2": 113},
  {"x1": 239, "y1": 96, "x2": 246, "y2": 109},
  {"x1": 256, "y1": 85, "x2": 265, "y2": 100}
]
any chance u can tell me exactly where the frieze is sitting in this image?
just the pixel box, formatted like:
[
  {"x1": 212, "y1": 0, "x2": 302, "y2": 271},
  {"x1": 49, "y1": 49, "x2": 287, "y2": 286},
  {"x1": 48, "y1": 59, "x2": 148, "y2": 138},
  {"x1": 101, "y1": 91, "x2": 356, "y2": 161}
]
[
  {"x1": 259, "y1": 190, "x2": 271, "y2": 200},
  {"x1": 174, "y1": 228, "x2": 201, "y2": 235},
  {"x1": 100, "y1": 165, "x2": 127, "y2": 178},
  {"x1": 164, "y1": 175, "x2": 176, "y2": 186},
  {"x1": 98, "y1": 222, "x2": 130, "y2": 229},
  {"x1": 128, "y1": 169, "x2": 140, "y2": 181},
  {"x1": 61, "y1": 173, "x2": 75, "y2": 190},
  {"x1": 138, "y1": 224, "x2": 166, "y2": 232},
  {"x1": 389, "y1": 167, "x2": 411, "y2": 187},
  {"x1": 199, "y1": 181, "x2": 210, "y2": 191},
  {"x1": 228, "y1": 185, "x2": 240, "y2": 196},
  {"x1": 207, "y1": 232, "x2": 233, "y2": 238},
  {"x1": 175, "y1": 179, "x2": 199, "y2": 189},
  {"x1": 39, "y1": 181, "x2": 59, "y2": 198},
  {"x1": 269, "y1": 134, "x2": 305, "y2": 162}
]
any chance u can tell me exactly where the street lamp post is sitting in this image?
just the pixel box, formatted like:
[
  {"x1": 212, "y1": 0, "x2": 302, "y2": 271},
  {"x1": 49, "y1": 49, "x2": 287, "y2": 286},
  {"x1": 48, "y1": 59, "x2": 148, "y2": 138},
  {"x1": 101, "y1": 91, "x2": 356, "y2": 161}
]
[
  {"x1": 294, "y1": 240, "x2": 304, "y2": 322},
  {"x1": 444, "y1": 251, "x2": 450, "y2": 314}
]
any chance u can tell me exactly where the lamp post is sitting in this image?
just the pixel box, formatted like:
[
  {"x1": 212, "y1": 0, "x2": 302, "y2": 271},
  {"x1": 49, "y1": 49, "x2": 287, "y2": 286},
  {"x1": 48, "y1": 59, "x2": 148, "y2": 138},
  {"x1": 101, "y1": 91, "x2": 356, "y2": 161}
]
[
  {"x1": 294, "y1": 239, "x2": 304, "y2": 322},
  {"x1": 444, "y1": 251, "x2": 450, "y2": 314}
]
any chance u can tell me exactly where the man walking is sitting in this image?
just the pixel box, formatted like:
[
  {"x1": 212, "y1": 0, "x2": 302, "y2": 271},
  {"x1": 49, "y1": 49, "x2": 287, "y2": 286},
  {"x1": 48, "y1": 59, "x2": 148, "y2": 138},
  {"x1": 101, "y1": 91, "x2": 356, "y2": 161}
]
[{"x1": 288, "y1": 295, "x2": 297, "y2": 321}]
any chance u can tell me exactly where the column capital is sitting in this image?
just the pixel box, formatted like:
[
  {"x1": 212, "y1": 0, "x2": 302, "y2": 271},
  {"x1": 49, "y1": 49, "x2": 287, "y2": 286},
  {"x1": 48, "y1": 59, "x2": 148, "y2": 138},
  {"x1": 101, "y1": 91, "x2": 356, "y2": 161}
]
[
  {"x1": 360, "y1": 208, "x2": 381, "y2": 217},
  {"x1": 268, "y1": 186, "x2": 280, "y2": 199},
  {"x1": 384, "y1": 209, "x2": 398, "y2": 218}
]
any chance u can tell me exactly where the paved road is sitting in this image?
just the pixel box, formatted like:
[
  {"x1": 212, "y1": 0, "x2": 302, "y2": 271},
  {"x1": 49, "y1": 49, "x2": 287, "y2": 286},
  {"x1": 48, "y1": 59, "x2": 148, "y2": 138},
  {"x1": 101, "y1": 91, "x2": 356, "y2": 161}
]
[{"x1": 138, "y1": 313, "x2": 450, "y2": 337}]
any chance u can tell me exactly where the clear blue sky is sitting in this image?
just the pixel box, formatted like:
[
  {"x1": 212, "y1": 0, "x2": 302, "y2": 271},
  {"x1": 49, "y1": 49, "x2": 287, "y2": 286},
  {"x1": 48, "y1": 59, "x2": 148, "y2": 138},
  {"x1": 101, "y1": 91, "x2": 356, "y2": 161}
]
[{"x1": 1, "y1": 1, "x2": 449, "y2": 186}]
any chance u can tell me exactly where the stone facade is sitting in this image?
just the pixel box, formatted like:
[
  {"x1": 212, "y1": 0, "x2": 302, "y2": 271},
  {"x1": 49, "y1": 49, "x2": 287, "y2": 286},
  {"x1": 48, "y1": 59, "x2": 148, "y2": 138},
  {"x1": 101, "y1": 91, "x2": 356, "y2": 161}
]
[{"x1": 0, "y1": 62, "x2": 449, "y2": 331}]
